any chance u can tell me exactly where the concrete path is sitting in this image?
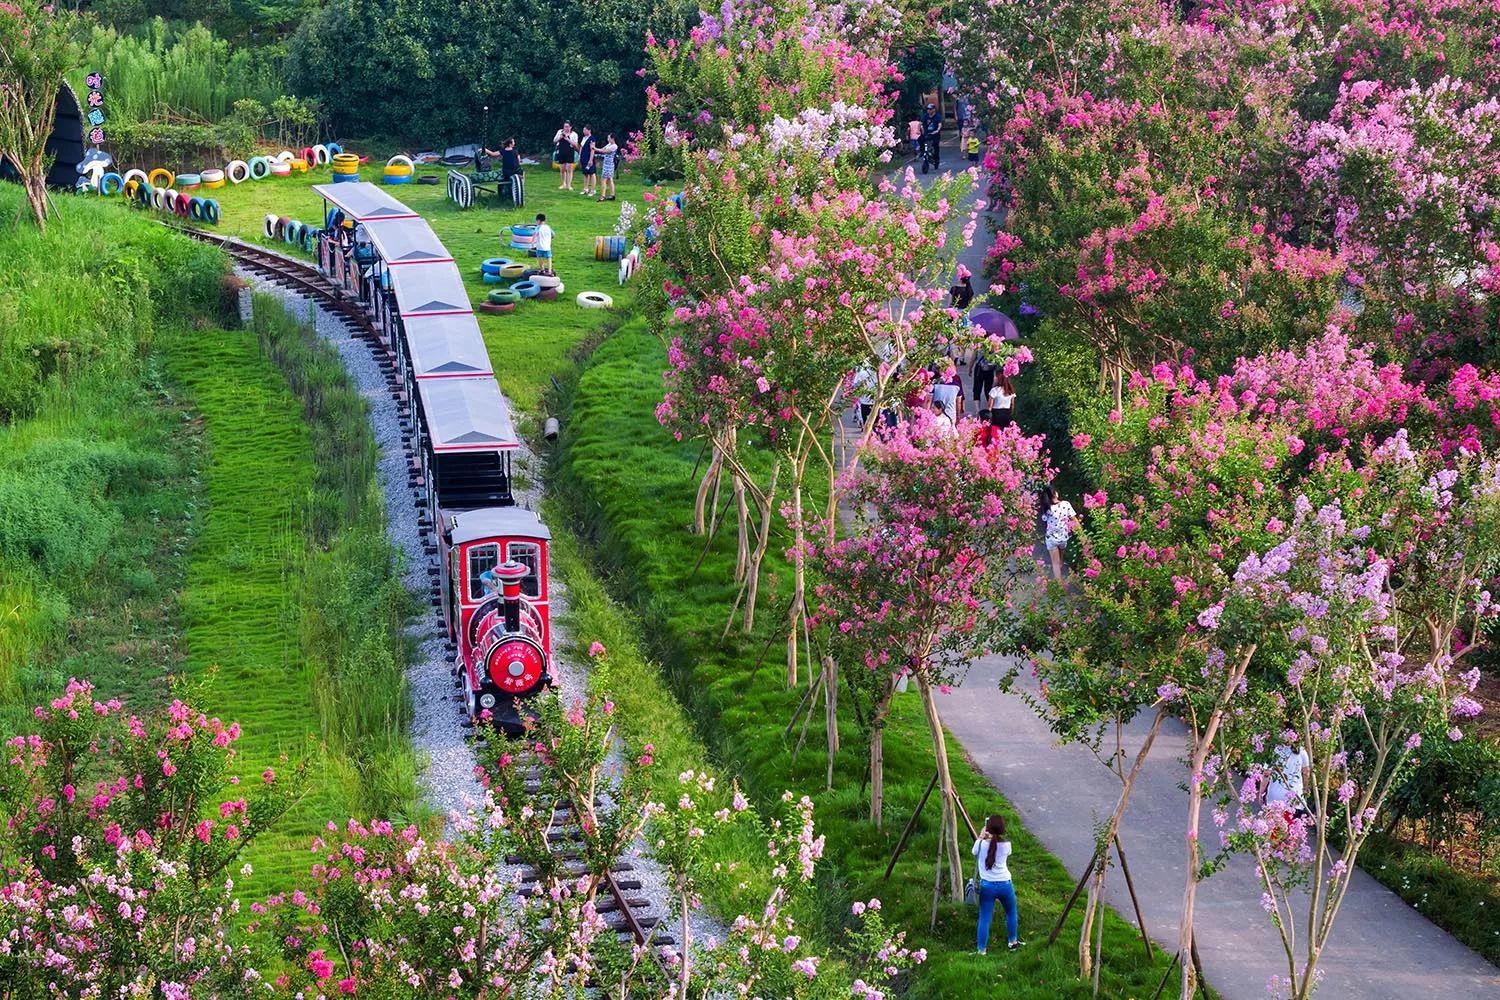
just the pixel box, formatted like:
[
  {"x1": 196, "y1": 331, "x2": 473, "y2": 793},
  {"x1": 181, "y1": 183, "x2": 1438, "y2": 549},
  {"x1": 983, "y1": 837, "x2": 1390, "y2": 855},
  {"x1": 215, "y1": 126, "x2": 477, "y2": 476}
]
[{"x1": 940, "y1": 653, "x2": 1500, "y2": 999}]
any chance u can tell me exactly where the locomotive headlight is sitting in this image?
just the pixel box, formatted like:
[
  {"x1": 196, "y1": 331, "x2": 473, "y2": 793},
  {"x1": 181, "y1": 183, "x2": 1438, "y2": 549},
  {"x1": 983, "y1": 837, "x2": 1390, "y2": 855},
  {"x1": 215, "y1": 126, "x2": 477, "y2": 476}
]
[{"x1": 479, "y1": 693, "x2": 496, "y2": 709}]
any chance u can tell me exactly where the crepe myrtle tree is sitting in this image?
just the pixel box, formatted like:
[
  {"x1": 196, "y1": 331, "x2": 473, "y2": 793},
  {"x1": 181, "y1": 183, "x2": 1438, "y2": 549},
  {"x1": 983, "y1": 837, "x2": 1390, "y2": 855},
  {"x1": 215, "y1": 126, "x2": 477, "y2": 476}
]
[
  {"x1": 0, "y1": 671, "x2": 925, "y2": 999},
  {"x1": 1199, "y1": 447, "x2": 1500, "y2": 1000},
  {"x1": 1019, "y1": 329, "x2": 1500, "y2": 987},
  {"x1": 0, "y1": 0, "x2": 82, "y2": 230},
  {"x1": 0, "y1": 679, "x2": 308, "y2": 996},
  {"x1": 808, "y1": 407, "x2": 1050, "y2": 898}
]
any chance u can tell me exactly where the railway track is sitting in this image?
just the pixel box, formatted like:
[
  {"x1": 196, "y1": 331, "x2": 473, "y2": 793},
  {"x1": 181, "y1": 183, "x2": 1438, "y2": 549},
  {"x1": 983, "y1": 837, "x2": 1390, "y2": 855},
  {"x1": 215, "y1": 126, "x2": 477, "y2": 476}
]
[{"x1": 166, "y1": 222, "x2": 668, "y2": 956}]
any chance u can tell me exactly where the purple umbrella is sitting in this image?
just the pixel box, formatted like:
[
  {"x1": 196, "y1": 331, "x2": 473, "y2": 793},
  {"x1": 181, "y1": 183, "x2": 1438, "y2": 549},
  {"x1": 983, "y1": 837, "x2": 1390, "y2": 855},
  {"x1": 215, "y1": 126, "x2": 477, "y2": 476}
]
[{"x1": 967, "y1": 307, "x2": 1019, "y2": 341}]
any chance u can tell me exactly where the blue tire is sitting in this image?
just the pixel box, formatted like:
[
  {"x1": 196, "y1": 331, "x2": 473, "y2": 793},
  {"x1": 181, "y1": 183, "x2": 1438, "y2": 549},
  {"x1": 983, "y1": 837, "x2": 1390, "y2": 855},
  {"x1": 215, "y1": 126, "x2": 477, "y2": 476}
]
[
  {"x1": 248, "y1": 156, "x2": 272, "y2": 180},
  {"x1": 99, "y1": 172, "x2": 124, "y2": 196},
  {"x1": 480, "y1": 257, "x2": 511, "y2": 276},
  {"x1": 332, "y1": 172, "x2": 360, "y2": 183},
  {"x1": 383, "y1": 174, "x2": 411, "y2": 185},
  {"x1": 512, "y1": 280, "x2": 542, "y2": 299},
  {"x1": 327, "y1": 142, "x2": 343, "y2": 156},
  {"x1": 202, "y1": 199, "x2": 220, "y2": 225}
]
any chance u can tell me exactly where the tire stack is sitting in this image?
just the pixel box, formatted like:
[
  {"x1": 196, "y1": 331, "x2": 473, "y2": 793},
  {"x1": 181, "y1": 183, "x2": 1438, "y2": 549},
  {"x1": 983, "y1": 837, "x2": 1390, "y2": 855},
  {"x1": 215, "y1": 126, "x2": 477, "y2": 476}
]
[
  {"x1": 332, "y1": 150, "x2": 361, "y2": 184},
  {"x1": 383, "y1": 154, "x2": 415, "y2": 185},
  {"x1": 477, "y1": 258, "x2": 564, "y2": 313},
  {"x1": 593, "y1": 235, "x2": 627, "y2": 261}
]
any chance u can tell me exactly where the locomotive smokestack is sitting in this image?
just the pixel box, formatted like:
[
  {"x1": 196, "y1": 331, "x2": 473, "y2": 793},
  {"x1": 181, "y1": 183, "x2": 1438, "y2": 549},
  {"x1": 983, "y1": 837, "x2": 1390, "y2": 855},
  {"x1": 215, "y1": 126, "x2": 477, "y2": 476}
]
[{"x1": 494, "y1": 560, "x2": 527, "y2": 633}]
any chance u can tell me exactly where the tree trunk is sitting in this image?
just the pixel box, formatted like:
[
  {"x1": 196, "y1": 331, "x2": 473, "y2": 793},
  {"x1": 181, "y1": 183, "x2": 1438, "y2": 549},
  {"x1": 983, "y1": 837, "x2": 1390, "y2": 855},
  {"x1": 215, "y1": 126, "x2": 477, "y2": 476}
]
[
  {"x1": 1080, "y1": 706, "x2": 1168, "y2": 978},
  {"x1": 1179, "y1": 646, "x2": 1255, "y2": 1000},
  {"x1": 917, "y1": 672, "x2": 963, "y2": 899},
  {"x1": 692, "y1": 442, "x2": 721, "y2": 535},
  {"x1": 742, "y1": 461, "x2": 779, "y2": 632},
  {"x1": 869, "y1": 682, "x2": 896, "y2": 828},
  {"x1": 733, "y1": 473, "x2": 749, "y2": 582},
  {"x1": 824, "y1": 654, "x2": 838, "y2": 790}
]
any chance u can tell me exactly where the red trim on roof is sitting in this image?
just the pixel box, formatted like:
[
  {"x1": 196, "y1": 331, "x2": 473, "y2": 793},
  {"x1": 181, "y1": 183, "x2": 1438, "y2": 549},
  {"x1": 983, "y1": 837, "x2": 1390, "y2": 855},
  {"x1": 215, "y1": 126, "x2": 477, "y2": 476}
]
[
  {"x1": 432, "y1": 442, "x2": 520, "y2": 452},
  {"x1": 400, "y1": 308, "x2": 475, "y2": 317},
  {"x1": 385, "y1": 257, "x2": 456, "y2": 265},
  {"x1": 415, "y1": 370, "x2": 495, "y2": 379}
]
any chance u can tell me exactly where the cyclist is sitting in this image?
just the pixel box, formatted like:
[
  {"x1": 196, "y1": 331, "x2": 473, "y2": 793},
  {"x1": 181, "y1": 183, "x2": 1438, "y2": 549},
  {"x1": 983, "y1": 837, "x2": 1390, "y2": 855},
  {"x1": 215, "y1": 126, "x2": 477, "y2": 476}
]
[{"x1": 920, "y1": 102, "x2": 943, "y2": 170}]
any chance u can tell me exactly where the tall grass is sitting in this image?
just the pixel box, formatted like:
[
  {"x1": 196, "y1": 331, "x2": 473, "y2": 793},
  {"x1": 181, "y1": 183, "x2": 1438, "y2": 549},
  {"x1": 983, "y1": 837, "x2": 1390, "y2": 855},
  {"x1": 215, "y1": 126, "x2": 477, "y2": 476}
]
[
  {"x1": 72, "y1": 19, "x2": 282, "y2": 124},
  {"x1": 247, "y1": 293, "x2": 419, "y2": 818}
]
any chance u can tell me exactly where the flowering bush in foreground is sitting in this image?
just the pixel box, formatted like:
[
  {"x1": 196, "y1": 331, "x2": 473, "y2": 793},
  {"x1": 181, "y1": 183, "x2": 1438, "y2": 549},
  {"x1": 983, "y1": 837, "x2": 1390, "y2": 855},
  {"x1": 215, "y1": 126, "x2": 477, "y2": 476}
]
[{"x1": 0, "y1": 673, "x2": 921, "y2": 998}]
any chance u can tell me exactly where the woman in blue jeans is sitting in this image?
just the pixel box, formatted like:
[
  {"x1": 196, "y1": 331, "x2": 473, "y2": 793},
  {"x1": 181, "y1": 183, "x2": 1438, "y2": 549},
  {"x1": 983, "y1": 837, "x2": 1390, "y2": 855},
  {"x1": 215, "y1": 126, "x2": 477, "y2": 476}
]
[{"x1": 974, "y1": 813, "x2": 1022, "y2": 953}]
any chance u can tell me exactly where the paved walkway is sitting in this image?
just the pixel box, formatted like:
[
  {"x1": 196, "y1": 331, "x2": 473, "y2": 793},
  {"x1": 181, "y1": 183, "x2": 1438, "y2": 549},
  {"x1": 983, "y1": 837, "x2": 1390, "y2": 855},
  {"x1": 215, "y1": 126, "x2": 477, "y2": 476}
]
[
  {"x1": 898, "y1": 133, "x2": 1500, "y2": 997},
  {"x1": 941, "y1": 656, "x2": 1500, "y2": 999}
]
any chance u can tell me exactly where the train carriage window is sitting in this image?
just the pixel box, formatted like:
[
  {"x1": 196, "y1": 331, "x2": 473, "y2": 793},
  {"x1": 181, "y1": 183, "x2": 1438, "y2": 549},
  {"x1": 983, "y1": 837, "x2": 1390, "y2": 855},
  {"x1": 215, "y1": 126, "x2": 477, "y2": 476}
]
[
  {"x1": 467, "y1": 542, "x2": 500, "y2": 600},
  {"x1": 507, "y1": 542, "x2": 542, "y2": 597}
]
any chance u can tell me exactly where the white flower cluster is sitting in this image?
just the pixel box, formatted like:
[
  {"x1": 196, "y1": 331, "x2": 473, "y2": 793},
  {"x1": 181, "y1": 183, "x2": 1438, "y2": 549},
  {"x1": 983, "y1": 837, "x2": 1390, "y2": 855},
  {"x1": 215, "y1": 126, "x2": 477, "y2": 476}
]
[{"x1": 765, "y1": 102, "x2": 897, "y2": 160}]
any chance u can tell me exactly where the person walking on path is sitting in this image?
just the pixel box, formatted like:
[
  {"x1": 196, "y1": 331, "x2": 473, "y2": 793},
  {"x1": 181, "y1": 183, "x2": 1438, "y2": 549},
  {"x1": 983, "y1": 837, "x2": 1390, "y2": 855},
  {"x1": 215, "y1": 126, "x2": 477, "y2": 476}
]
[
  {"x1": 597, "y1": 134, "x2": 619, "y2": 201},
  {"x1": 1040, "y1": 485, "x2": 1078, "y2": 581},
  {"x1": 986, "y1": 375, "x2": 1015, "y2": 429},
  {"x1": 974, "y1": 813, "x2": 1022, "y2": 954},
  {"x1": 553, "y1": 121, "x2": 579, "y2": 190},
  {"x1": 578, "y1": 126, "x2": 597, "y2": 197},
  {"x1": 920, "y1": 102, "x2": 943, "y2": 169},
  {"x1": 932, "y1": 365, "x2": 965, "y2": 421}
]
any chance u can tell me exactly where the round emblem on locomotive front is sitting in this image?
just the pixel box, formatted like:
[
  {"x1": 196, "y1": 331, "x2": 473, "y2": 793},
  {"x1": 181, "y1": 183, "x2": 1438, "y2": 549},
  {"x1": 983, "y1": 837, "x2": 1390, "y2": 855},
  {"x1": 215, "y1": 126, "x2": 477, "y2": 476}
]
[{"x1": 487, "y1": 636, "x2": 546, "y2": 694}]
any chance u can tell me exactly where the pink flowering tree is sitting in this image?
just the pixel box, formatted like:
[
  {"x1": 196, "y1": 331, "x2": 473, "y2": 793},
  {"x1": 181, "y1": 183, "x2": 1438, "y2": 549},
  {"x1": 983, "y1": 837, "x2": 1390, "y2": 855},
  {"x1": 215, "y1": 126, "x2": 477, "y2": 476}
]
[
  {"x1": 634, "y1": 0, "x2": 904, "y2": 177},
  {"x1": 809, "y1": 411, "x2": 1051, "y2": 899},
  {"x1": 0, "y1": 0, "x2": 82, "y2": 230},
  {"x1": 1203, "y1": 450, "x2": 1500, "y2": 1000},
  {"x1": 1293, "y1": 77, "x2": 1500, "y2": 360},
  {"x1": 0, "y1": 679, "x2": 306, "y2": 995}
]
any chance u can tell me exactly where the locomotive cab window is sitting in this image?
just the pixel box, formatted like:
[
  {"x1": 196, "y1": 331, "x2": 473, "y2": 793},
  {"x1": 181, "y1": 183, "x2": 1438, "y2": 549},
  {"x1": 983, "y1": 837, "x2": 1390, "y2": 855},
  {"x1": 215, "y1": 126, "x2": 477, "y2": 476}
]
[
  {"x1": 467, "y1": 543, "x2": 500, "y2": 600},
  {"x1": 507, "y1": 542, "x2": 542, "y2": 598}
]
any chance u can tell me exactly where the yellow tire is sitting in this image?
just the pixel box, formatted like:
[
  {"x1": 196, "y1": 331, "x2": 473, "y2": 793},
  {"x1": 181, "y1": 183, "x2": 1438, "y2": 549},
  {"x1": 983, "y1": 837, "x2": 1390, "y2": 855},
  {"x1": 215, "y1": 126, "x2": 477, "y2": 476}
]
[{"x1": 147, "y1": 168, "x2": 174, "y2": 188}]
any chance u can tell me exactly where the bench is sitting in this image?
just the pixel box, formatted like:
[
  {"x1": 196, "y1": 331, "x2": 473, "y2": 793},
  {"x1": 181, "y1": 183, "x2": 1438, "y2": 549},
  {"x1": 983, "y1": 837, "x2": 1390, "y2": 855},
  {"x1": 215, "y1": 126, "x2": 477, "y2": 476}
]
[{"x1": 447, "y1": 169, "x2": 525, "y2": 210}]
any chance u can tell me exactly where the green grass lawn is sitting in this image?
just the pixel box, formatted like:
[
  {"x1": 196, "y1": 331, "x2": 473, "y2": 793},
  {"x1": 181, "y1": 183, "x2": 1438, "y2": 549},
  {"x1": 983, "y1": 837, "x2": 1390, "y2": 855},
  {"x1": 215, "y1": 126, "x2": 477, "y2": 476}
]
[
  {"x1": 173, "y1": 161, "x2": 644, "y2": 415},
  {"x1": 555, "y1": 317, "x2": 1188, "y2": 999}
]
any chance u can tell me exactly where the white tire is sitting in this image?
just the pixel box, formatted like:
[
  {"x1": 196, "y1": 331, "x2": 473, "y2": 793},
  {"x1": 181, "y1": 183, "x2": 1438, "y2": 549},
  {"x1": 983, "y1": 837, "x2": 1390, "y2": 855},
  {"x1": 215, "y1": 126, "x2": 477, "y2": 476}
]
[
  {"x1": 121, "y1": 168, "x2": 149, "y2": 187},
  {"x1": 386, "y1": 153, "x2": 415, "y2": 171},
  {"x1": 311, "y1": 143, "x2": 329, "y2": 166},
  {"x1": 533, "y1": 273, "x2": 562, "y2": 290},
  {"x1": 226, "y1": 160, "x2": 250, "y2": 184},
  {"x1": 162, "y1": 189, "x2": 178, "y2": 212},
  {"x1": 274, "y1": 150, "x2": 295, "y2": 163},
  {"x1": 264, "y1": 213, "x2": 278, "y2": 239},
  {"x1": 576, "y1": 291, "x2": 613, "y2": 309}
]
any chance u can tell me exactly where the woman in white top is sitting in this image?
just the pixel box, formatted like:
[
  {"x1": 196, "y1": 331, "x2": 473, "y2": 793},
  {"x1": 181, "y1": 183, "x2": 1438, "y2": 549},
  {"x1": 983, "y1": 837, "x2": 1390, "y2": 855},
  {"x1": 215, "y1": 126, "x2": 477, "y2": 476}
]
[
  {"x1": 1039, "y1": 485, "x2": 1079, "y2": 581},
  {"x1": 986, "y1": 375, "x2": 1016, "y2": 429},
  {"x1": 973, "y1": 813, "x2": 1021, "y2": 953}
]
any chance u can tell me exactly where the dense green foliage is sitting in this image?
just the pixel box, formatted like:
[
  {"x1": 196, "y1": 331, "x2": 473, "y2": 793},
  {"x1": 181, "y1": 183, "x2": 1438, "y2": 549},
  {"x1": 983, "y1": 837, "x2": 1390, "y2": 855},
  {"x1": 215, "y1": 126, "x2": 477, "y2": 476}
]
[
  {"x1": 556, "y1": 317, "x2": 1186, "y2": 999},
  {"x1": 89, "y1": 0, "x2": 316, "y2": 43},
  {"x1": 285, "y1": 0, "x2": 695, "y2": 148}
]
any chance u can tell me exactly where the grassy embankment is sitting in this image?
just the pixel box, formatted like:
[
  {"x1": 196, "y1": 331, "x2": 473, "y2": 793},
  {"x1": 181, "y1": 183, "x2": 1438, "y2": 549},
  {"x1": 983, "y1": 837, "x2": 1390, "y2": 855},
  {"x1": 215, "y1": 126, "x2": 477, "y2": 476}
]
[
  {"x1": 0, "y1": 189, "x2": 415, "y2": 889},
  {"x1": 554, "y1": 317, "x2": 1188, "y2": 999}
]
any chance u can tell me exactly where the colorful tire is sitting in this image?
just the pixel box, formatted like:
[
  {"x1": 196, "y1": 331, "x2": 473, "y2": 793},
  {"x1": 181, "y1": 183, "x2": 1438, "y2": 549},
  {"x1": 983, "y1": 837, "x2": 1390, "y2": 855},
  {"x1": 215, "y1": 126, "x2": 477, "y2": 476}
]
[
  {"x1": 161, "y1": 189, "x2": 178, "y2": 212},
  {"x1": 536, "y1": 288, "x2": 559, "y2": 302},
  {"x1": 285, "y1": 221, "x2": 302, "y2": 245},
  {"x1": 326, "y1": 142, "x2": 343, "y2": 156},
  {"x1": 593, "y1": 235, "x2": 625, "y2": 261},
  {"x1": 150, "y1": 187, "x2": 166, "y2": 210},
  {"x1": 147, "y1": 168, "x2": 174, "y2": 188},
  {"x1": 248, "y1": 156, "x2": 272, "y2": 180},
  {"x1": 311, "y1": 144, "x2": 330, "y2": 166},
  {"x1": 487, "y1": 288, "x2": 521, "y2": 304},
  {"x1": 201, "y1": 167, "x2": 225, "y2": 187},
  {"x1": 202, "y1": 199, "x2": 220, "y2": 225},
  {"x1": 331, "y1": 172, "x2": 361, "y2": 183},
  {"x1": 532, "y1": 273, "x2": 561, "y2": 290},
  {"x1": 300, "y1": 146, "x2": 316, "y2": 163},
  {"x1": 270, "y1": 160, "x2": 292, "y2": 177},
  {"x1": 576, "y1": 291, "x2": 613, "y2": 309},
  {"x1": 187, "y1": 198, "x2": 203, "y2": 222},
  {"x1": 264, "y1": 213, "x2": 278, "y2": 239},
  {"x1": 332, "y1": 153, "x2": 360, "y2": 174},
  {"x1": 177, "y1": 194, "x2": 193, "y2": 218},
  {"x1": 511, "y1": 280, "x2": 542, "y2": 299},
  {"x1": 480, "y1": 257, "x2": 512, "y2": 276},
  {"x1": 99, "y1": 172, "x2": 123, "y2": 195},
  {"x1": 499, "y1": 263, "x2": 527, "y2": 279},
  {"x1": 226, "y1": 160, "x2": 250, "y2": 184},
  {"x1": 176, "y1": 173, "x2": 202, "y2": 189},
  {"x1": 301, "y1": 227, "x2": 316, "y2": 252},
  {"x1": 122, "y1": 168, "x2": 149, "y2": 188},
  {"x1": 383, "y1": 174, "x2": 411, "y2": 185},
  {"x1": 274, "y1": 216, "x2": 290, "y2": 240},
  {"x1": 123, "y1": 179, "x2": 140, "y2": 199},
  {"x1": 481, "y1": 272, "x2": 507, "y2": 284},
  {"x1": 386, "y1": 154, "x2": 415, "y2": 172},
  {"x1": 291, "y1": 158, "x2": 308, "y2": 172},
  {"x1": 478, "y1": 301, "x2": 517, "y2": 314}
]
